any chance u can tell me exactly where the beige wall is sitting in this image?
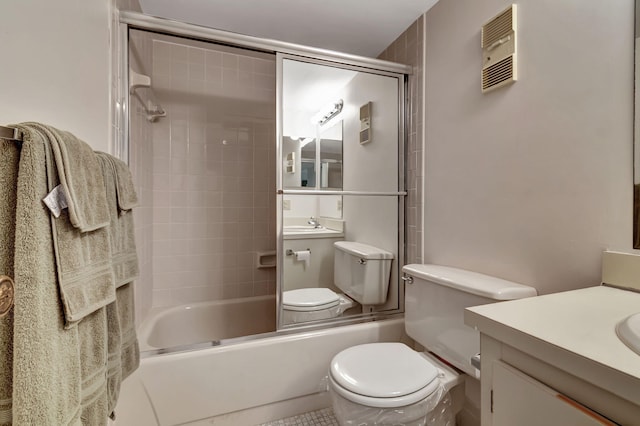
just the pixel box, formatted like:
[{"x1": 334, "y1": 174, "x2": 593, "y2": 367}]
[
  {"x1": 422, "y1": 0, "x2": 634, "y2": 294},
  {"x1": 0, "y1": 1, "x2": 111, "y2": 152}
]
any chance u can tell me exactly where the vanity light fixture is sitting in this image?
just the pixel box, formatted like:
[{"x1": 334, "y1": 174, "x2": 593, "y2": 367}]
[{"x1": 311, "y1": 99, "x2": 344, "y2": 125}]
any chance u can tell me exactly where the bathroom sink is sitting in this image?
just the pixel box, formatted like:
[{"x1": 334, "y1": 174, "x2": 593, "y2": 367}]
[
  {"x1": 284, "y1": 225, "x2": 326, "y2": 232},
  {"x1": 616, "y1": 313, "x2": 640, "y2": 356},
  {"x1": 282, "y1": 225, "x2": 344, "y2": 240}
]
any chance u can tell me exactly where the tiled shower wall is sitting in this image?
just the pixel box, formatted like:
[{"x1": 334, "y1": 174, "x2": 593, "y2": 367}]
[
  {"x1": 378, "y1": 15, "x2": 425, "y2": 264},
  {"x1": 147, "y1": 36, "x2": 277, "y2": 307}
]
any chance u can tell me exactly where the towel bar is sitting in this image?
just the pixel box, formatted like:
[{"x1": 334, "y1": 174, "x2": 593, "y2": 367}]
[{"x1": 0, "y1": 125, "x2": 21, "y2": 142}]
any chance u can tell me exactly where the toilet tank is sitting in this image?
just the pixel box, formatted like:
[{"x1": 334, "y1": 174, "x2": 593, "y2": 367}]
[
  {"x1": 334, "y1": 242, "x2": 394, "y2": 305},
  {"x1": 402, "y1": 264, "x2": 537, "y2": 378}
]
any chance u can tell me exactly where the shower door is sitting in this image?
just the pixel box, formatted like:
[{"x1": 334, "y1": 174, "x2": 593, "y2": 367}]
[
  {"x1": 119, "y1": 12, "x2": 409, "y2": 353},
  {"x1": 277, "y1": 55, "x2": 407, "y2": 328},
  {"x1": 127, "y1": 28, "x2": 278, "y2": 351}
]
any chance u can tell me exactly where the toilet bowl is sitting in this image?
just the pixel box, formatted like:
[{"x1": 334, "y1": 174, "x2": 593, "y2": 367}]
[
  {"x1": 282, "y1": 288, "x2": 355, "y2": 324},
  {"x1": 328, "y1": 264, "x2": 538, "y2": 425},
  {"x1": 329, "y1": 342, "x2": 460, "y2": 426}
]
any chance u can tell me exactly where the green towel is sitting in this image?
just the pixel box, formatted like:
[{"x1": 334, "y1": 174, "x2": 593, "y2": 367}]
[
  {"x1": 0, "y1": 140, "x2": 18, "y2": 425},
  {"x1": 106, "y1": 283, "x2": 139, "y2": 418},
  {"x1": 95, "y1": 152, "x2": 140, "y2": 417},
  {"x1": 24, "y1": 123, "x2": 110, "y2": 232},
  {"x1": 95, "y1": 153, "x2": 139, "y2": 288},
  {"x1": 1, "y1": 125, "x2": 140, "y2": 425},
  {"x1": 77, "y1": 308, "x2": 109, "y2": 424},
  {"x1": 9, "y1": 126, "x2": 83, "y2": 425},
  {"x1": 106, "y1": 152, "x2": 138, "y2": 211},
  {"x1": 20, "y1": 123, "x2": 115, "y2": 327}
]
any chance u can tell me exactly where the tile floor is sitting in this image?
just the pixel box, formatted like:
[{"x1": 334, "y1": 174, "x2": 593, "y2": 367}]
[{"x1": 258, "y1": 407, "x2": 339, "y2": 426}]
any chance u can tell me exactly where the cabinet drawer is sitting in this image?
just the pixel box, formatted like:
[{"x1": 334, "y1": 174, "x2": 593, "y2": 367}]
[{"x1": 492, "y1": 361, "x2": 618, "y2": 426}]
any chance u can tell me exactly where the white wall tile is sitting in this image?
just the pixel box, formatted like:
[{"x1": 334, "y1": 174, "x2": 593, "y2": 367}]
[
  {"x1": 171, "y1": 61, "x2": 189, "y2": 79},
  {"x1": 188, "y1": 47, "x2": 205, "y2": 64},
  {"x1": 205, "y1": 50, "x2": 223, "y2": 68},
  {"x1": 170, "y1": 43, "x2": 188, "y2": 62},
  {"x1": 222, "y1": 53, "x2": 238, "y2": 69}
]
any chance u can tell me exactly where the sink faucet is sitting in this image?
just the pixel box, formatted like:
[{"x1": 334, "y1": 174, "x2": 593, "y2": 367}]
[{"x1": 308, "y1": 217, "x2": 321, "y2": 228}]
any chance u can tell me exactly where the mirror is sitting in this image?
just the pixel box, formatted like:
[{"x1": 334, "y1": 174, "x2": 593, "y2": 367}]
[
  {"x1": 283, "y1": 121, "x2": 344, "y2": 190},
  {"x1": 280, "y1": 57, "x2": 403, "y2": 327},
  {"x1": 300, "y1": 138, "x2": 316, "y2": 187},
  {"x1": 319, "y1": 122, "x2": 343, "y2": 189}
]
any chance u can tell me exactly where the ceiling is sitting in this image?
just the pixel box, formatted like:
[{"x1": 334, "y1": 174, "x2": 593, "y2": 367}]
[{"x1": 138, "y1": 0, "x2": 440, "y2": 58}]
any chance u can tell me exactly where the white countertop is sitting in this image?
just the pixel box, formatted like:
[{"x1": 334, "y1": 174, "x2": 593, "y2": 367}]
[
  {"x1": 283, "y1": 228, "x2": 344, "y2": 240},
  {"x1": 465, "y1": 285, "x2": 640, "y2": 405}
]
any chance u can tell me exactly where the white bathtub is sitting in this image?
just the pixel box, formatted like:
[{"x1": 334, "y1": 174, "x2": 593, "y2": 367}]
[
  {"x1": 138, "y1": 296, "x2": 276, "y2": 351},
  {"x1": 114, "y1": 317, "x2": 406, "y2": 426}
]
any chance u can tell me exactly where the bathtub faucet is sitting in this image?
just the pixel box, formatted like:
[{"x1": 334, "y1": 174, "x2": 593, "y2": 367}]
[{"x1": 308, "y1": 217, "x2": 321, "y2": 228}]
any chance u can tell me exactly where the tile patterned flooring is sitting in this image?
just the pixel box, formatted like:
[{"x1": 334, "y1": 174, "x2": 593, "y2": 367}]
[{"x1": 258, "y1": 407, "x2": 339, "y2": 426}]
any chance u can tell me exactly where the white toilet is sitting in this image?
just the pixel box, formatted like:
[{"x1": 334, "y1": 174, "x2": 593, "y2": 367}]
[
  {"x1": 282, "y1": 241, "x2": 394, "y2": 324},
  {"x1": 282, "y1": 288, "x2": 355, "y2": 324},
  {"x1": 329, "y1": 264, "x2": 537, "y2": 425}
]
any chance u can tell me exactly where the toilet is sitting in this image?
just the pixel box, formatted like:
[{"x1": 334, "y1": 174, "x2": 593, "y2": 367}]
[
  {"x1": 329, "y1": 264, "x2": 537, "y2": 425},
  {"x1": 282, "y1": 241, "x2": 394, "y2": 324},
  {"x1": 282, "y1": 288, "x2": 355, "y2": 324}
]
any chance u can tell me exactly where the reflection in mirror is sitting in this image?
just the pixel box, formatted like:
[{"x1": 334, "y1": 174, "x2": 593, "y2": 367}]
[
  {"x1": 280, "y1": 57, "x2": 403, "y2": 328},
  {"x1": 283, "y1": 121, "x2": 343, "y2": 189},
  {"x1": 300, "y1": 138, "x2": 316, "y2": 187},
  {"x1": 319, "y1": 121, "x2": 343, "y2": 189},
  {"x1": 282, "y1": 60, "x2": 353, "y2": 191}
]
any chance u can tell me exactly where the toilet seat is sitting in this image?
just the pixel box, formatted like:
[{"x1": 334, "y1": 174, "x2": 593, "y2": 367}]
[
  {"x1": 329, "y1": 342, "x2": 441, "y2": 408},
  {"x1": 283, "y1": 288, "x2": 340, "y2": 312}
]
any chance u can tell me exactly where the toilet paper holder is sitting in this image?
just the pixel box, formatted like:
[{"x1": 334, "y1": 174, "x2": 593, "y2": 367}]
[{"x1": 286, "y1": 248, "x2": 311, "y2": 256}]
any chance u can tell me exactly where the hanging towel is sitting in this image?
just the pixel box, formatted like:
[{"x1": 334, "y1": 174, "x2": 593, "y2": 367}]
[
  {"x1": 105, "y1": 283, "x2": 139, "y2": 418},
  {"x1": 24, "y1": 123, "x2": 110, "y2": 232},
  {"x1": 106, "y1": 152, "x2": 138, "y2": 212},
  {"x1": 3, "y1": 124, "x2": 140, "y2": 425},
  {"x1": 95, "y1": 153, "x2": 139, "y2": 287},
  {"x1": 7, "y1": 126, "x2": 83, "y2": 425},
  {"x1": 18, "y1": 123, "x2": 115, "y2": 327},
  {"x1": 95, "y1": 152, "x2": 140, "y2": 417},
  {"x1": 0, "y1": 140, "x2": 18, "y2": 426}
]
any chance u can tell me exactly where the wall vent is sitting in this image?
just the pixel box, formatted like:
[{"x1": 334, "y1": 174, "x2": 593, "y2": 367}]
[{"x1": 481, "y1": 4, "x2": 517, "y2": 93}]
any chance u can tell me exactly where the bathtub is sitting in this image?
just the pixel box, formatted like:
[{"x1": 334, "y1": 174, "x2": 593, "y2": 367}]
[
  {"x1": 114, "y1": 317, "x2": 406, "y2": 426},
  {"x1": 137, "y1": 295, "x2": 277, "y2": 351}
]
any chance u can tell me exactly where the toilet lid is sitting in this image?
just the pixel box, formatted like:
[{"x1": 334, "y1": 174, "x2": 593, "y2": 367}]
[
  {"x1": 283, "y1": 288, "x2": 340, "y2": 312},
  {"x1": 330, "y1": 343, "x2": 440, "y2": 407}
]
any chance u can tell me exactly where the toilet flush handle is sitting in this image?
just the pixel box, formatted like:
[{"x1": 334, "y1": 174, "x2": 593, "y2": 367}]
[
  {"x1": 401, "y1": 275, "x2": 413, "y2": 284},
  {"x1": 471, "y1": 353, "x2": 481, "y2": 370}
]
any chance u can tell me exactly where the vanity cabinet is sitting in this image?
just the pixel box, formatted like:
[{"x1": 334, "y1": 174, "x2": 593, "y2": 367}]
[
  {"x1": 465, "y1": 286, "x2": 640, "y2": 426},
  {"x1": 491, "y1": 360, "x2": 617, "y2": 425}
]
